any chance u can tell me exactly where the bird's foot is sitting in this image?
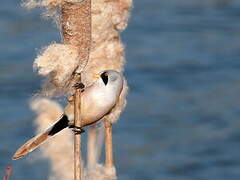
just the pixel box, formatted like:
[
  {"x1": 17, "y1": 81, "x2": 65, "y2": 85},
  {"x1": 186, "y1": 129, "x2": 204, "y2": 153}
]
[
  {"x1": 73, "y1": 71, "x2": 81, "y2": 76},
  {"x1": 73, "y1": 82, "x2": 85, "y2": 90},
  {"x1": 69, "y1": 125, "x2": 85, "y2": 134}
]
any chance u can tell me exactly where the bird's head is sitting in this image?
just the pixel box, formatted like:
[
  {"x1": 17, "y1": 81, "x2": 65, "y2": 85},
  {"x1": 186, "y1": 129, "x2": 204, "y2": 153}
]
[{"x1": 93, "y1": 70, "x2": 123, "y2": 92}]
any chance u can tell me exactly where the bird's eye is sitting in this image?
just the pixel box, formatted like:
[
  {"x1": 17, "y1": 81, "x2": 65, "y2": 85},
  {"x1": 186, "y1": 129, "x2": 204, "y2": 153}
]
[{"x1": 101, "y1": 72, "x2": 108, "y2": 85}]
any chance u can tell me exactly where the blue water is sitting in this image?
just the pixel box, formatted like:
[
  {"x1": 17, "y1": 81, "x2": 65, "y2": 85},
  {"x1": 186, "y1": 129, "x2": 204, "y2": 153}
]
[{"x1": 1, "y1": 0, "x2": 240, "y2": 179}]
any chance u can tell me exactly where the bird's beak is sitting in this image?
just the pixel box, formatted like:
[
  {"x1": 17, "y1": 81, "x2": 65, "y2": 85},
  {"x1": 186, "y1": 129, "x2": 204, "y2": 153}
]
[{"x1": 93, "y1": 74, "x2": 101, "y2": 79}]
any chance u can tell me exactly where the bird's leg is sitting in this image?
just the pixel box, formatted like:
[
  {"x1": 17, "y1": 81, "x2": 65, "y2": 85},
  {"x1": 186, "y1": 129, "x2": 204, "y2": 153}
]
[
  {"x1": 69, "y1": 125, "x2": 85, "y2": 134},
  {"x1": 104, "y1": 120, "x2": 114, "y2": 169}
]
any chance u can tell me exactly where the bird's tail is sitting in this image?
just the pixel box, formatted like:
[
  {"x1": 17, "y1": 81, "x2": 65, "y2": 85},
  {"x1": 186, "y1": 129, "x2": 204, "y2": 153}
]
[{"x1": 12, "y1": 115, "x2": 69, "y2": 160}]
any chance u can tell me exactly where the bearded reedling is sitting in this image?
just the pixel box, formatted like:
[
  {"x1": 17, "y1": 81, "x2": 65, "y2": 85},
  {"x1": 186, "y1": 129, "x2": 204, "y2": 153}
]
[{"x1": 13, "y1": 70, "x2": 123, "y2": 160}]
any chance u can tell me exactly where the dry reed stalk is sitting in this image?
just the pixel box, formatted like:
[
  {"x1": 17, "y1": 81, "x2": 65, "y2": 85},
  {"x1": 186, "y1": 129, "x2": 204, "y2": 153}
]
[
  {"x1": 104, "y1": 121, "x2": 113, "y2": 169},
  {"x1": 2, "y1": 165, "x2": 12, "y2": 180},
  {"x1": 61, "y1": 1, "x2": 91, "y2": 180},
  {"x1": 87, "y1": 125, "x2": 97, "y2": 169},
  {"x1": 74, "y1": 86, "x2": 82, "y2": 180}
]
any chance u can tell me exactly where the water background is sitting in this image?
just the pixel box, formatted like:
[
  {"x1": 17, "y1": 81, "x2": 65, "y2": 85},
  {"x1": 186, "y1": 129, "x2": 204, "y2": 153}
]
[{"x1": 1, "y1": 0, "x2": 240, "y2": 179}]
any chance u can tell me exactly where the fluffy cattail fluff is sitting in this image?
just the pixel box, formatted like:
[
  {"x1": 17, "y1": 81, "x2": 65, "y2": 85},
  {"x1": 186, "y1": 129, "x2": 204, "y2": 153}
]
[
  {"x1": 25, "y1": 0, "x2": 131, "y2": 96},
  {"x1": 33, "y1": 43, "x2": 79, "y2": 96},
  {"x1": 84, "y1": 164, "x2": 117, "y2": 180},
  {"x1": 30, "y1": 98, "x2": 74, "y2": 180}
]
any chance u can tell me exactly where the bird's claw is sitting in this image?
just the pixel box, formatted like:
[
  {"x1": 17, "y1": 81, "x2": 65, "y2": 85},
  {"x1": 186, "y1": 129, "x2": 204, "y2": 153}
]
[
  {"x1": 72, "y1": 129, "x2": 84, "y2": 135},
  {"x1": 73, "y1": 72, "x2": 81, "y2": 75},
  {"x1": 69, "y1": 125, "x2": 85, "y2": 134},
  {"x1": 73, "y1": 82, "x2": 85, "y2": 90}
]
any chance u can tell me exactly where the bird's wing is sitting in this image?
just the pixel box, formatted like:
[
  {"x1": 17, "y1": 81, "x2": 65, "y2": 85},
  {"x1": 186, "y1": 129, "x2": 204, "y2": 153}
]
[{"x1": 12, "y1": 115, "x2": 69, "y2": 160}]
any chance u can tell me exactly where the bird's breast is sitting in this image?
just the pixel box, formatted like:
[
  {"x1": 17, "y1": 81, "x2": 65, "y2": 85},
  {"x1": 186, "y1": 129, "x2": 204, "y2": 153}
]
[{"x1": 80, "y1": 87, "x2": 116, "y2": 126}]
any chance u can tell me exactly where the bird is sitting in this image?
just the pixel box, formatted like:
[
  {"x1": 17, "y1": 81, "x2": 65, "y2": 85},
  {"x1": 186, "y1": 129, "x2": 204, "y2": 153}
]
[{"x1": 12, "y1": 70, "x2": 123, "y2": 160}]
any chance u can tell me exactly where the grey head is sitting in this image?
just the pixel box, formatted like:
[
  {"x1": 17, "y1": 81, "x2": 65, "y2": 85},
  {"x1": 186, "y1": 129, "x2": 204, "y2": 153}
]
[{"x1": 99, "y1": 70, "x2": 123, "y2": 93}]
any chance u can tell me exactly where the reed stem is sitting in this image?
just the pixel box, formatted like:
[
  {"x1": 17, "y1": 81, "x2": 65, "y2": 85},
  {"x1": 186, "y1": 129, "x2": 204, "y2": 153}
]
[
  {"x1": 61, "y1": 0, "x2": 91, "y2": 179},
  {"x1": 74, "y1": 86, "x2": 82, "y2": 180},
  {"x1": 105, "y1": 121, "x2": 114, "y2": 168}
]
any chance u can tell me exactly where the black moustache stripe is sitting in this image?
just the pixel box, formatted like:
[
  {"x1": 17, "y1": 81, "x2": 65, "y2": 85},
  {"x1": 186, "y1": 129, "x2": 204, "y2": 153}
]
[{"x1": 101, "y1": 72, "x2": 108, "y2": 85}]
